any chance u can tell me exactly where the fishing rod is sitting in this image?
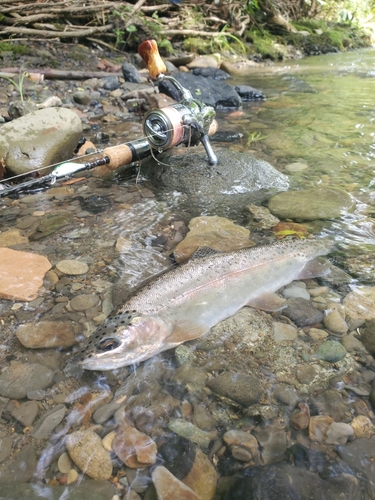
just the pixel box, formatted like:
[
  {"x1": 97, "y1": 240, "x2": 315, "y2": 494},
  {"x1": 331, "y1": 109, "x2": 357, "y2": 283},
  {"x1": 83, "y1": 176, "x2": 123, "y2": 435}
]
[{"x1": 0, "y1": 39, "x2": 218, "y2": 199}]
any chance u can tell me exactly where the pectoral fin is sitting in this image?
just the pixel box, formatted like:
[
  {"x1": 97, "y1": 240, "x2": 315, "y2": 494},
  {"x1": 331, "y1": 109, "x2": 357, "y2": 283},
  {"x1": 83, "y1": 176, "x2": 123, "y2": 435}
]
[
  {"x1": 166, "y1": 320, "x2": 210, "y2": 346},
  {"x1": 246, "y1": 292, "x2": 286, "y2": 312},
  {"x1": 298, "y1": 257, "x2": 331, "y2": 279}
]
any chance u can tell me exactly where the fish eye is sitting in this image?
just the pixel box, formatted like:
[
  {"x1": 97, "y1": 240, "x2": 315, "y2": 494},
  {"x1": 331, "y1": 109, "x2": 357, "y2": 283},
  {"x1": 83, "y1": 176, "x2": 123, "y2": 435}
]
[{"x1": 98, "y1": 338, "x2": 121, "y2": 352}]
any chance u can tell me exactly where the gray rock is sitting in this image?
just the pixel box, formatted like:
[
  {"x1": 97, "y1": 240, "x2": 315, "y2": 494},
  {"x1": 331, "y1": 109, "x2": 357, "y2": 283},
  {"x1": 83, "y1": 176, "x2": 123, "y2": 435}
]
[
  {"x1": 312, "y1": 389, "x2": 349, "y2": 422},
  {"x1": 73, "y1": 91, "x2": 92, "y2": 105},
  {"x1": 234, "y1": 84, "x2": 264, "y2": 100},
  {"x1": 0, "y1": 363, "x2": 54, "y2": 399},
  {"x1": 0, "y1": 436, "x2": 13, "y2": 464},
  {"x1": 253, "y1": 427, "x2": 287, "y2": 465},
  {"x1": 174, "y1": 345, "x2": 197, "y2": 366},
  {"x1": 282, "y1": 297, "x2": 324, "y2": 327},
  {"x1": 141, "y1": 148, "x2": 289, "y2": 217},
  {"x1": 122, "y1": 62, "x2": 142, "y2": 83},
  {"x1": 360, "y1": 320, "x2": 375, "y2": 355},
  {"x1": 102, "y1": 76, "x2": 119, "y2": 91},
  {"x1": 207, "y1": 372, "x2": 263, "y2": 407},
  {"x1": 226, "y1": 463, "x2": 361, "y2": 500},
  {"x1": 268, "y1": 186, "x2": 356, "y2": 220},
  {"x1": 273, "y1": 385, "x2": 298, "y2": 407},
  {"x1": 11, "y1": 400, "x2": 39, "y2": 427},
  {"x1": 31, "y1": 404, "x2": 66, "y2": 439},
  {"x1": 92, "y1": 401, "x2": 121, "y2": 424},
  {"x1": 8, "y1": 100, "x2": 38, "y2": 119},
  {"x1": 0, "y1": 108, "x2": 83, "y2": 176},
  {"x1": 338, "y1": 437, "x2": 375, "y2": 499},
  {"x1": 70, "y1": 294, "x2": 100, "y2": 311},
  {"x1": 0, "y1": 444, "x2": 36, "y2": 483}
]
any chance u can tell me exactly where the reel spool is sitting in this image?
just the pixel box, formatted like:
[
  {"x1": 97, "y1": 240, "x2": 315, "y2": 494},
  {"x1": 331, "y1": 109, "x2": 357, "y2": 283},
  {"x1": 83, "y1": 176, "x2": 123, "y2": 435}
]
[{"x1": 138, "y1": 40, "x2": 218, "y2": 166}]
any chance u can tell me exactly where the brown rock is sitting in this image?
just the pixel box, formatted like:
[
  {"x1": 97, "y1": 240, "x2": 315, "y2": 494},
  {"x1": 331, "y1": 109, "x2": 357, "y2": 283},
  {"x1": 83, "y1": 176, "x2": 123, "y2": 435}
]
[
  {"x1": 152, "y1": 466, "x2": 201, "y2": 500},
  {"x1": 182, "y1": 448, "x2": 217, "y2": 500},
  {"x1": 0, "y1": 248, "x2": 52, "y2": 301},
  {"x1": 15, "y1": 321, "x2": 77, "y2": 348},
  {"x1": 290, "y1": 403, "x2": 310, "y2": 430},
  {"x1": 174, "y1": 216, "x2": 253, "y2": 263},
  {"x1": 112, "y1": 423, "x2": 157, "y2": 468},
  {"x1": 309, "y1": 415, "x2": 334, "y2": 442},
  {"x1": 66, "y1": 431, "x2": 112, "y2": 480},
  {"x1": 350, "y1": 415, "x2": 375, "y2": 438}
]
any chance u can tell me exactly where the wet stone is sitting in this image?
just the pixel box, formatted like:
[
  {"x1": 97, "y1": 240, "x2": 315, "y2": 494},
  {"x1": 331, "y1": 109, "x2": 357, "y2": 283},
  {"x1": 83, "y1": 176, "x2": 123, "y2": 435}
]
[
  {"x1": 0, "y1": 437, "x2": 14, "y2": 464},
  {"x1": 15, "y1": 320, "x2": 77, "y2": 348},
  {"x1": 0, "y1": 480, "x2": 116, "y2": 499},
  {"x1": 31, "y1": 404, "x2": 67, "y2": 439},
  {"x1": 112, "y1": 423, "x2": 157, "y2": 468},
  {"x1": 253, "y1": 426, "x2": 287, "y2": 465},
  {"x1": 152, "y1": 466, "x2": 201, "y2": 500},
  {"x1": 70, "y1": 294, "x2": 100, "y2": 311},
  {"x1": 207, "y1": 373, "x2": 263, "y2": 407},
  {"x1": 325, "y1": 422, "x2": 354, "y2": 445},
  {"x1": 175, "y1": 345, "x2": 197, "y2": 366},
  {"x1": 273, "y1": 385, "x2": 298, "y2": 407},
  {"x1": 0, "y1": 363, "x2": 54, "y2": 399},
  {"x1": 312, "y1": 389, "x2": 348, "y2": 421},
  {"x1": 282, "y1": 297, "x2": 324, "y2": 327},
  {"x1": 273, "y1": 322, "x2": 298, "y2": 342},
  {"x1": 29, "y1": 211, "x2": 73, "y2": 241},
  {"x1": 0, "y1": 444, "x2": 36, "y2": 483},
  {"x1": 314, "y1": 340, "x2": 347, "y2": 362},
  {"x1": 295, "y1": 364, "x2": 317, "y2": 384},
  {"x1": 11, "y1": 400, "x2": 39, "y2": 427},
  {"x1": 168, "y1": 419, "x2": 216, "y2": 450},
  {"x1": 56, "y1": 259, "x2": 89, "y2": 275},
  {"x1": 66, "y1": 430, "x2": 113, "y2": 480}
]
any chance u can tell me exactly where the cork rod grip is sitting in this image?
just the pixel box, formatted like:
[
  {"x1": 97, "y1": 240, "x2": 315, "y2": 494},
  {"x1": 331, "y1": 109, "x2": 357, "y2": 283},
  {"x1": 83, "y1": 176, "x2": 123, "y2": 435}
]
[
  {"x1": 103, "y1": 144, "x2": 134, "y2": 170},
  {"x1": 138, "y1": 39, "x2": 167, "y2": 79}
]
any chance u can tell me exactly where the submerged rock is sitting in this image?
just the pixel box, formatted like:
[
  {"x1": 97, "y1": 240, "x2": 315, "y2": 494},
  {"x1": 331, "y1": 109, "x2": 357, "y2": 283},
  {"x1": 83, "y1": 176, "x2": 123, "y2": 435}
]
[
  {"x1": 66, "y1": 430, "x2": 112, "y2": 480},
  {"x1": 141, "y1": 148, "x2": 289, "y2": 217},
  {"x1": 0, "y1": 248, "x2": 52, "y2": 301},
  {"x1": 152, "y1": 466, "x2": 201, "y2": 500},
  {"x1": 15, "y1": 320, "x2": 77, "y2": 348},
  {"x1": 0, "y1": 107, "x2": 83, "y2": 176},
  {"x1": 174, "y1": 215, "x2": 254, "y2": 262},
  {"x1": 268, "y1": 186, "x2": 356, "y2": 220}
]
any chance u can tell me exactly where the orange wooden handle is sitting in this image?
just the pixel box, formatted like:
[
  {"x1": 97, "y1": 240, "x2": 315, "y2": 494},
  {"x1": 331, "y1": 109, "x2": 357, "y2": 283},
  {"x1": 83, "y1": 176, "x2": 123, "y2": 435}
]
[{"x1": 138, "y1": 39, "x2": 167, "y2": 78}]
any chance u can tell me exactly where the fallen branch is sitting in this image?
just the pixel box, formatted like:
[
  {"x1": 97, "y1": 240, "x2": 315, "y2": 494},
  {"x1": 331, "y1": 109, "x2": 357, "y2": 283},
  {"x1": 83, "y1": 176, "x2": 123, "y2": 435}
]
[
  {"x1": 0, "y1": 68, "x2": 122, "y2": 80},
  {"x1": 0, "y1": 24, "x2": 114, "y2": 38}
]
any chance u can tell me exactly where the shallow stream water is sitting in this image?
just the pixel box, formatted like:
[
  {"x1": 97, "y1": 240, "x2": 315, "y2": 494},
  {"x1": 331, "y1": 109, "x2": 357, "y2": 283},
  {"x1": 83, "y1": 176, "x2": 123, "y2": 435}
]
[{"x1": 1, "y1": 47, "x2": 375, "y2": 499}]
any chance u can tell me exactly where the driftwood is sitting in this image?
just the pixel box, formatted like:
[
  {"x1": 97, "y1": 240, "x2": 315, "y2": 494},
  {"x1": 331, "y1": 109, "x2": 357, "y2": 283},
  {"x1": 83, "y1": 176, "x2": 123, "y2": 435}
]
[{"x1": 0, "y1": 68, "x2": 122, "y2": 80}]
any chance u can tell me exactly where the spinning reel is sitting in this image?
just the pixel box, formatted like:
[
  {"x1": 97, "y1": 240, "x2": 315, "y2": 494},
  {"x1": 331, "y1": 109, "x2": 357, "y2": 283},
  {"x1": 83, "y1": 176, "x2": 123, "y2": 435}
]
[{"x1": 138, "y1": 40, "x2": 218, "y2": 166}]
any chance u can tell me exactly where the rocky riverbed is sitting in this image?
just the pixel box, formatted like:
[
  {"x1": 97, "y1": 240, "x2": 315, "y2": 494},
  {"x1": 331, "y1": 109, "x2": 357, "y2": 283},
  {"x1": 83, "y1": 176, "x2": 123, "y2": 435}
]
[{"x1": 1, "y1": 41, "x2": 375, "y2": 500}]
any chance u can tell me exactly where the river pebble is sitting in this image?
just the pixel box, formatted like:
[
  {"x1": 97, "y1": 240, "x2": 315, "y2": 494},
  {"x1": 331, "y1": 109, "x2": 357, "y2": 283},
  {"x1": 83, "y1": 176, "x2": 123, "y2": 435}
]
[
  {"x1": 112, "y1": 423, "x2": 157, "y2": 468},
  {"x1": 15, "y1": 320, "x2": 77, "y2": 348},
  {"x1": 0, "y1": 363, "x2": 54, "y2": 399},
  {"x1": 350, "y1": 415, "x2": 375, "y2": 438},
  {"x1": 58, "y1": 451, "x2": 73, "y2": 474},
  {"x1": 273, "y1": 322, "x2": 298, "y2": 342},
  {"x1": 31, "y1": 404, "x2": 66, "y2": 439},
  {"x1": 11, "y1": 400, "x2": 39, "y2": 427},
  {"x1": 0, "y1": 437, "x2": 14, "y2": 464},
  {"x1": 152, "y1": 466, "x2": 201, "y2": 500},
  {"x1": 325, "y1": 422, "x2": 354, "y2": 445},
  {"x1": 0, "y1": 444, "x2": 36, "y2": 483},
  {"x1": 70, "y1": 294, "x2": 100, "y2": 311},
  {"x1": 253, "y1": 426, "x2": 287, "y2": 465},
  {"x1": 282, "y1": 297, "x2": 324, "y2": 326},
  {"x1": 56, "y1": 259, "x2": 89, "y2": 275},
  {"x1": 314, "y1": 340, "x2": 347, "y2": 362},
  {"x1": 66, "y1": 430, "x2": 113, "y2": 480},
  {"x1": 323, "y1": 303, "x2": 348, "y2": 335},
  {"x1": 223, "y1": 430, "x2": 259, "y2": 462},
  {"x1": 168, "y1": 419, "x2": 217, "y2": 450},
  {"x1": 207, "y1": 373, "x2": 263, "y2": 407}
]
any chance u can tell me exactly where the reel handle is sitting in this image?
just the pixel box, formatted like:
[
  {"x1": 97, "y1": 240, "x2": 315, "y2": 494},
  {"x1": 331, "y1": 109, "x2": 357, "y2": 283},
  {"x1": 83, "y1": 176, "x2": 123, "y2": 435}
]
[{"x1": 138, "y1": 39, "x2": 167, "y2": 79}]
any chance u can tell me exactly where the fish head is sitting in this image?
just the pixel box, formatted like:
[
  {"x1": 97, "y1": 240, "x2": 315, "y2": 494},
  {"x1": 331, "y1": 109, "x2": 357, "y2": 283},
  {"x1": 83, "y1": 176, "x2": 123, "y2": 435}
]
[{"x1": 74, "y1": 311, "x2": 170, "y2": 371}]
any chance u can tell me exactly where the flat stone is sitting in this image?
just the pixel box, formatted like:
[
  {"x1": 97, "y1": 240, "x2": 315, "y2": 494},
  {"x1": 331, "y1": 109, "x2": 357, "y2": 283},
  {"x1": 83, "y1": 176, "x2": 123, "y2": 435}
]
[
  {"x1": 0, "y1": 480, "x2": 116, "y2": 499},
  {"x1": 56, "y1": 259, "x2": 89, "y2": 275},
  {"x1": 0, "y1": 363, "x2": 54, "y2": 399},
  {"x1": 66, "y1": 430, "x2": 112, "y2": 480},
  {"x1": 268, "y1": 187, "x2": 356, "y2": 220},
  {"x1": 174, "y1": 215, "x2": 253, "y2": 262},
  {"x1": 0, "y1": 229, "x2": 28, "y2": 247},
  {"x1": 70, "y1": 294, "x2": 100, "y2": 311},
  {"x1": 11, "y1": 400, "x2": 39, "y2": 427},
  {"x1": 207, "y1": 372, "x2": 263, "y2": 407},
  {"x1": 0, "y1": 444, "x2": 36, "y2": 483},
  {"x1": 112, "y1": 423, "x2": 157, "y2": 468},
  {"x1": 273, "y1": 322, "x2": 298, "y2": 342},
  {"x1": 15, "y1": 320, "x2": 77, "y2": 348},
  {"x1": 0, "y1": 248, "x2": 52, "y2": 301},
  {"x1": 326, "y1": 422, "x2": 354, "y2": 445},
  {"x1": 0, "y1": 436, "x2": 13, "y2": 464},
  {"x1": 253, "y1": 426, "x2": 287, "y2": 465},
  {"x1": 152, "y1": 466, "x2": 201, "y2": 500},
  {"x1": 31, "y1": 404, "x2": 67, "y2": 439},
  {"x1": 168, "y1": 419, "x2": 216, "y2": 450}
]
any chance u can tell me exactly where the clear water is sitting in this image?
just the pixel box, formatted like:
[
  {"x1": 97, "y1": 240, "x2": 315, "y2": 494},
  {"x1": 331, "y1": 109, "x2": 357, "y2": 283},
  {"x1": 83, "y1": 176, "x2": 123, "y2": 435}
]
[{"x1": 1, "y1": 47, "x2": 375, "y2": 498}]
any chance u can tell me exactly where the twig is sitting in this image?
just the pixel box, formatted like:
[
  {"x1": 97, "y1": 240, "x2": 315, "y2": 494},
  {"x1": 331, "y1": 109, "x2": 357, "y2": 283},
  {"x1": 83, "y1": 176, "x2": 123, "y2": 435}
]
[{"x1": 0, "y1": 24, "x2": 114, "y2": 38}]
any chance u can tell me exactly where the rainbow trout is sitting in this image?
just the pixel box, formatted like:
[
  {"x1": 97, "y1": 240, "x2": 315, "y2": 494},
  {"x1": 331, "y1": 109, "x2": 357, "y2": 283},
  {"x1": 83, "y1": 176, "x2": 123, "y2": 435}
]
[{"x1": 76, "y1": 238, "x2": 332, "y2": 370}]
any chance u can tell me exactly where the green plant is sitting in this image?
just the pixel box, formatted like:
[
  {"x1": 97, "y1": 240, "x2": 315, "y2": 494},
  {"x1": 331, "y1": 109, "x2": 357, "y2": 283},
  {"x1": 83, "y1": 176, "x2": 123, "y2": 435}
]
[
  {"x1": 0, "y1": 71, "x2": 29, "y2": 101},
  {"x1": 214, "y1": 26, "x2": 247, "y2": 54},
  {"x1": 246, "y1": 130, "x2": 268, "y2": 146}
]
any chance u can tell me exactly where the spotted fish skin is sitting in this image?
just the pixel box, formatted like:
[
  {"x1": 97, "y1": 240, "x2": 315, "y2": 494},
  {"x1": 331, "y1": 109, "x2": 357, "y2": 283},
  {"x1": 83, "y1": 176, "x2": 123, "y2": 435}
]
[{"x1": 76, "y1": 238, "x2": 332, "y2": 371}]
